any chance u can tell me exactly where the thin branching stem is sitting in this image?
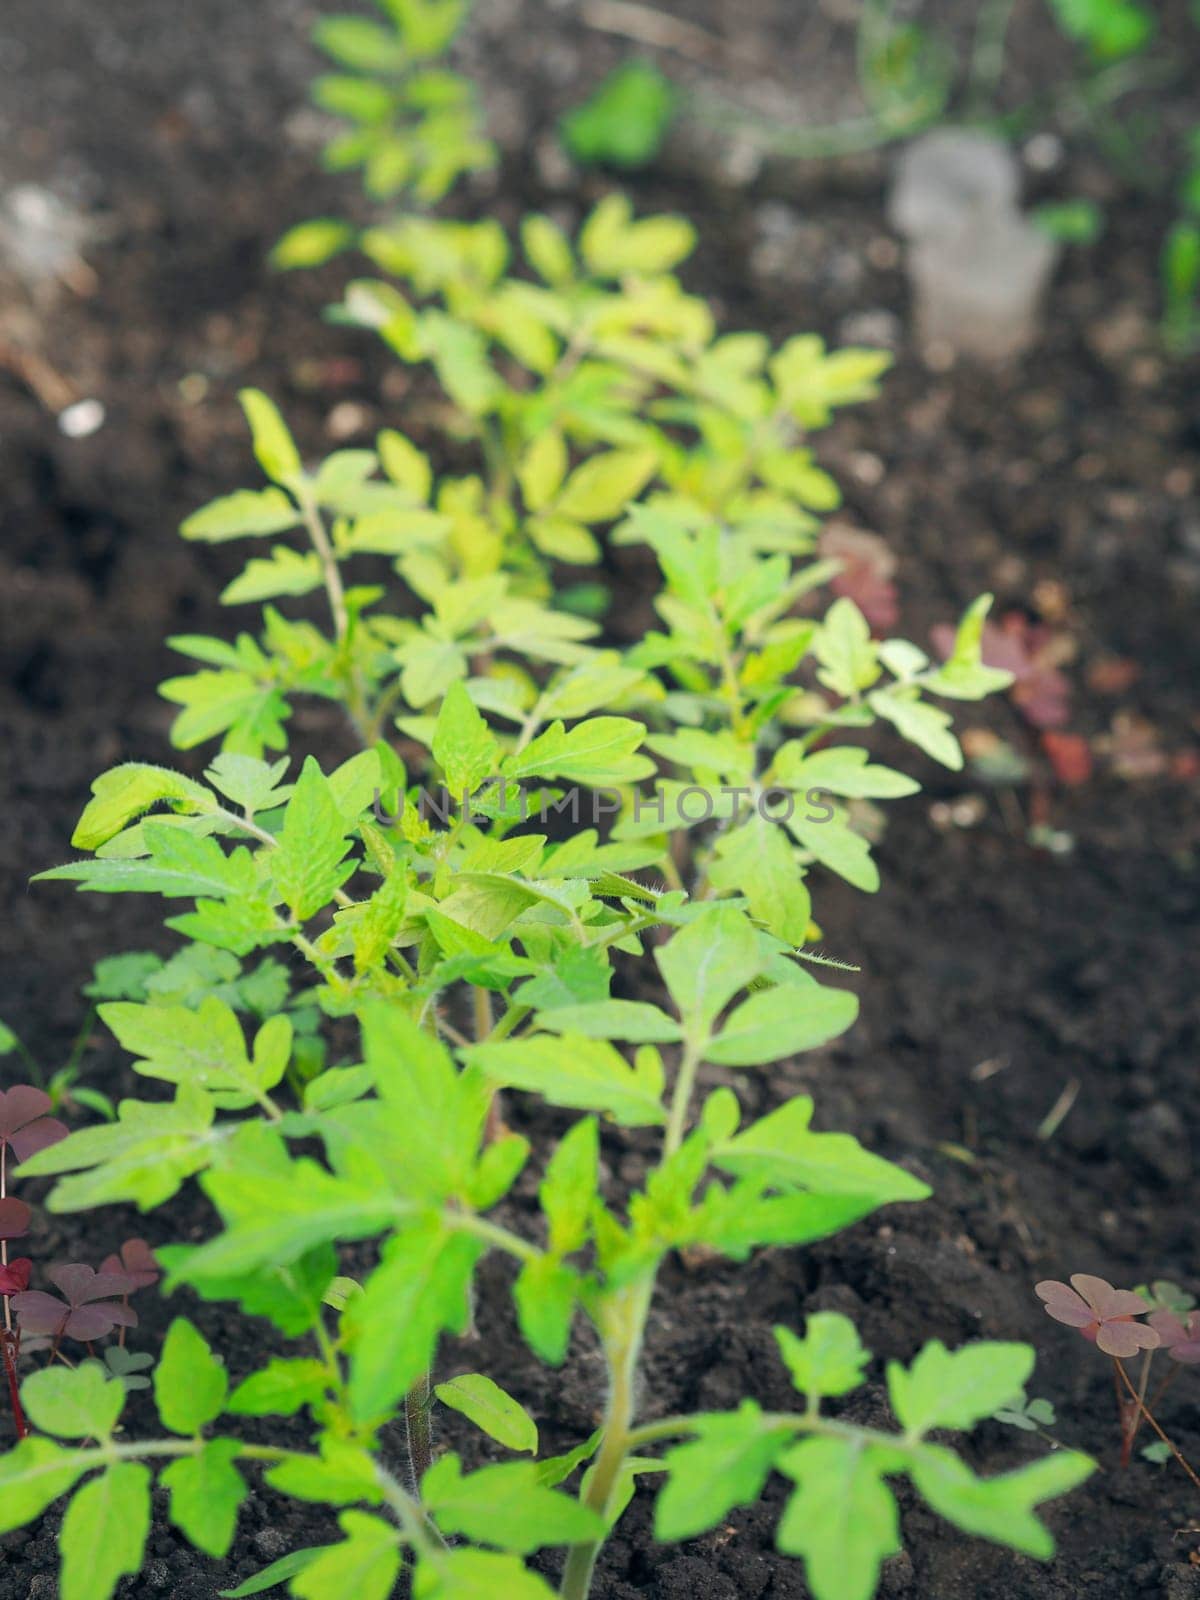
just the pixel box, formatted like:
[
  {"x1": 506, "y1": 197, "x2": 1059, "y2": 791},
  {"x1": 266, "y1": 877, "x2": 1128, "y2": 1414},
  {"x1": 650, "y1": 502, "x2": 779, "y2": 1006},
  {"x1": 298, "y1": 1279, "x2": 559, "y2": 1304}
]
[{"x1": 1114, "y1": 1358, "x2": 1200, "y2": 1499}]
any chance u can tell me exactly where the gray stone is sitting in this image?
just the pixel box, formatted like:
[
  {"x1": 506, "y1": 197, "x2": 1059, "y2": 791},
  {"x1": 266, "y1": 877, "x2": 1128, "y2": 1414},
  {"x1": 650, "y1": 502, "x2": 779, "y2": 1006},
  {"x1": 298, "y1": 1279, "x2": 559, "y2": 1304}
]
[{"x1": 889, "y1": 129, "x2": 1058, "y2": 362}]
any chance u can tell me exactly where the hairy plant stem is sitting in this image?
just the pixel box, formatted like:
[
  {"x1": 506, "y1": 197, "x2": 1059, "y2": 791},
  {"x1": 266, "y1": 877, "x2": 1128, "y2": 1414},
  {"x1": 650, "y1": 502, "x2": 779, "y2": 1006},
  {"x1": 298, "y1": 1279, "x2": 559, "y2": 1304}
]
[
  {"x1": 404, "y1": 1369, "x2": 434, "y2": 1492},
  {"x1": 1, "y1": 1330, "x2": 28, "y2": 1439},
  {"x1": 559, "y1": 1038, "x2": 705, "y2": 1597},
  {"x1": 663, "y1": 1038, "x2": 704, "y2": 1159},
  {"x1": 298, "y1": 491, "x2": 372, "y2": 744},
  {"x1": 559, "y1": 1278, "x2": 654, "y2": 1600},
  {"x1": 473, "y1": 986, "x2": 508, "y2": 1144}
]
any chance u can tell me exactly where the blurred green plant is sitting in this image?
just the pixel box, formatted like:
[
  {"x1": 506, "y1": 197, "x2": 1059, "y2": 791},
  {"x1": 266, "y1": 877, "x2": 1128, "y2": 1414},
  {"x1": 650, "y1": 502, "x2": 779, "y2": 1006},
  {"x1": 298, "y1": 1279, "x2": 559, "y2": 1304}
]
[{"x1": 560, "y1": 60, "x2": 678, "y2": 169}]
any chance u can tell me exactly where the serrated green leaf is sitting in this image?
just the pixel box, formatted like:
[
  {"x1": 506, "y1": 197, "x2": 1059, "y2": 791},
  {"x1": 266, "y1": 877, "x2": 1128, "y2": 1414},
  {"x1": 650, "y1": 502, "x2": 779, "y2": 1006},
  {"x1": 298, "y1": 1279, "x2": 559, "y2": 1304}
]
[
  {"x1": 422, "y1": 1453, "x2": 605, "y2": 1552},
  {"x1": 21, "y1": 1362, "x2": 125, "y2": 1439},
  {"x1": 513, "y1": 1255, "x2": 578, "y2": 1365},
  {"x1": 539, "y1": 1117, "x2": 598, "y2": 1255},
  {"x1": 467, "y1": 1034, "x2": 665, "y2": 1126},
  {"x1": 159, "y1": 1242, "x2": 337, "y2": 1338},
  {"x1": 413, "y1": 1549, "x2": 558, "y2": 1600},
  {"x1": 869, "y1": 689, "x2": 962, "y2": 770},
  {"x1": 100, "y1": 996, "x2": 287, "y2": 1110},
  {"x1": 0, "y1": 1437, "x2": 87, "y2": 1534},
  {"x1": 358, "y1": 1000, "x2": 479, "y2": 1201},
  {"x1": 435, "y1": 1373, "x2": 538, "y2": 1454},
  {"x1": 378, "y1": 429, "x2": 433, "y2": 500},
  {"x1": 38, "y1": 822, "x2": 260, "y2": 903},
  {"x1": 707, "y1": 816, "x2": 811, "y2": 945},
  {"x1": 351, "y1": 864, "x2": 409, "y2": 972},
  {"x1": 705, "y1": 981, "x2": 857, "y2": 1066},
  {"x1": 291, "y1": 1511, "x2": 400, "y2": 1600},
  {"x1": 272, "y1": 756, "x2": 356, "y2": 919},
  {"x1": 887, "y1": 1341, "x2": 1036, "y2": 1436},
  {"x1": 229, "y1": 1358, "x2": 330, "y2": 1417},
  {"x1": 181, "y1": 489, "x2": 302, "y2": 543},
  {"x1": 579, "y1": 194, "x2": 695, "y2": 277},
  {"x1": 177, "y1": 1146, "x2": 397, "y2": 1285},
  {"x1": 712, "y1": 1095, "x2": 930, "y2": 1205},
  {"x1": 161, "y1": 1439, "x2": 246, "y2": 1557},
  {"x1": 68, "y1": 763, "x2": 212, "y2": 850},
  {"x1": 160, "y1": 669, "x2": 291, "y2": 756},
  {"x1": 265, "y1": 1440, "x2": 382, "y2": 1508},
  {"x1": 654, "y1": 904, "x2": 761, "y2": 1029},
  {"x1": 534, "y1": 999, "x2": 682, "y2": 1043},
  {"x1": 772, "y1": 744, "x2": 920, "y2": 800},
  {"x1": 239, "y1": 389, "x2": 302, "y2": 485},
  {"x1": 555, "y1": 449, "x2": 658, "y2": 523},
  {"x1": 204, "y1": 753, "x2": 293, "y2": 814},
  {"x1": 344, "y1": 1222, "x2": 481, "y2": 1422},
  {"x1": 813, "y1": 598, "x2": 880, "y2": 697},
  {"x1": 502, "y1": 716, "x2": 654, "y2": 785},
  {"x1": 655, "y1": 1401, "x2": 783, "y2": 1541},
  {"x1": 433, "y1": 680, "x2": 499, "y2": 796},
  {"x1": 18, "y1": 1088, "x2": 217, "y2": 1211},
  {"x1": 909, "y1": 1443, "x2": 1094, "y2": 1558},
  {"x1": 156, "y1": 1318, "x2": 229, "y2": 1433},
  {"x1": 776, "y1": 1437, "x2": 899, "y2": 1600},
  {"x1": 774, "y1": 1314, "x2": 870, "y2": 1400},
  {"x1": 222, "y1": 547, "x2": 323, "y2": 605},
  {"x1": 61, "y1": 1462, "x2": 151, "y2": 1600}
]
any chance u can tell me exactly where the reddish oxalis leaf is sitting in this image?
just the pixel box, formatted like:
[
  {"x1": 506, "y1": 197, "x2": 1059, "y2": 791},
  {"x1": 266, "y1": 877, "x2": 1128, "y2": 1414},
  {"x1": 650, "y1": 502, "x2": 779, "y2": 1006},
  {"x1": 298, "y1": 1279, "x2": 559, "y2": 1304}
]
[
  {"x1": 1036, "y1": 1274, "x2": 1159, "y2": 1358},
  {"x1": 1148, "y1": 1310, "x2": 1200, "y2": 1364},
  {"x1": 0, "y1": 1085, "x2": 69, "y2": 1163},
  {"x1": 0, "y1": 1258, "x2": 32, "y2": 1295},
  {"x1": 0, "y1": 1197, "x2": 32, "y2": 1241},
  {"x1": 100, "y1": 1238, "x2": 160, "y2": 1291},
  {"x1": 11, "y1": 1263, "x2": 139, "y2": 1341}
]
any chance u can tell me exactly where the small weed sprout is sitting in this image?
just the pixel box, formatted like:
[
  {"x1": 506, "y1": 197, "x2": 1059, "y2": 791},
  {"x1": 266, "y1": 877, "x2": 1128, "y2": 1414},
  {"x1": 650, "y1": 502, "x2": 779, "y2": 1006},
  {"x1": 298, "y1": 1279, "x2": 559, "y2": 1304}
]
[{"x1": 1037, "y1": 1273, "x2": 1200, "y2": 1494}]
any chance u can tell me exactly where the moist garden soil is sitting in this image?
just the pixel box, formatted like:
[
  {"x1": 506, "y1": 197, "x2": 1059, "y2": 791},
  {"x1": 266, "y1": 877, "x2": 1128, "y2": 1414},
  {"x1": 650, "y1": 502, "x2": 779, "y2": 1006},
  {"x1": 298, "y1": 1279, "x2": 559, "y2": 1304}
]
[{"x1": 2, "y1": 1, "x2": 1199, "y2": 1596}]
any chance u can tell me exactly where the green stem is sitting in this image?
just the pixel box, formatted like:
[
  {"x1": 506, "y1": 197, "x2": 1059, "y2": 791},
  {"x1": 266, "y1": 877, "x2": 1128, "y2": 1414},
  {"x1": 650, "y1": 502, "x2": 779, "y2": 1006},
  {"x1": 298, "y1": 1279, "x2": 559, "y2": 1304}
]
[
  {"x1": 663, "y1": 1038, "x2": 704, "y2": 1158},
  {"x1": 298, "y1": 491, "x2": 372, "y2": 743},
  {"x1": 559, "y1": 1031, "x2": 704, "y2": 1597},
  {"x1": 453, "y1": 1211, "x2": 540, "y2": 1263},
  {"x1": 404, "y1": 1370, "x2": 434, "y2": 1493},
  {"x1": 374, "y1": 1459, "x2": 447, "y2": 1556},
  {"x1": 484, "y1": 1002, "x2": 529, "y2": 1044},
  {"x1": 559, "y1": 1280, "x2": 653, "y2": 1600}
]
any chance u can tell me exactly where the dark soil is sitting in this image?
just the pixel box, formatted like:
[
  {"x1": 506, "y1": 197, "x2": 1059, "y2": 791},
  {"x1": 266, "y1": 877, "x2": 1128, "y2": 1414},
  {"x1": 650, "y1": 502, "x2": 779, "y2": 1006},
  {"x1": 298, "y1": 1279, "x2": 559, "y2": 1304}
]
[{"x1": 2, "y1": 1, "x2": 1200, "y2": 1597}]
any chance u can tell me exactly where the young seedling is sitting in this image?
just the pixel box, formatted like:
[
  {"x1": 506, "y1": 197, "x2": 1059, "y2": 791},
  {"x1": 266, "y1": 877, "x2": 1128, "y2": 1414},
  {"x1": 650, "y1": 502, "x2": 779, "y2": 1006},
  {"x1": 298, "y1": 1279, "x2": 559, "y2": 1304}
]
[
  {"x1": 0, "y1": 1086, "x2": 69, "y2": 1437},
  {"x1": 1037, "y1": 1273, "x2": 1200, "y2": 1493},
  {"x1": 0, "y1": 7, "x2": 1090, "y2": 1598}
]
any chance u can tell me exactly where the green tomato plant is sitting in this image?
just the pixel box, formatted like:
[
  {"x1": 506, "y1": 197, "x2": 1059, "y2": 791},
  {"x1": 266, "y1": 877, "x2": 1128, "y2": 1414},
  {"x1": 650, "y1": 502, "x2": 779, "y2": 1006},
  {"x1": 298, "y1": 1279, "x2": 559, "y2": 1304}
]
[{"x1": 0, "y1": 5, "x2": 1096, "y2": 1598}]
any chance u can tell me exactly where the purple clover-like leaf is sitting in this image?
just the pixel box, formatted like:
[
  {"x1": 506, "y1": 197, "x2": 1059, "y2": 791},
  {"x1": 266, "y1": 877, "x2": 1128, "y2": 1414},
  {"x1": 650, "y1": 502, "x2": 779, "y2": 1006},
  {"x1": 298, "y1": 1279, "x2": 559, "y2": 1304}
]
[
  {"x1": 0, "y1": 1086, "x2": 69, "y2": 1163},
  {"x1": 1148, "y1": 1309, "x2": 1200, "y2": 1364},
  {"x1": 99, "y1": 1238, "x2": 159, "y2": 1291},
  {"x1": 0, "y1": 1196, "x2": 32, "y2": 1240},
  {"x1": 11, "y1": 1263, "x2": 139, "y2": 1342},
  {"x1": 1036, "y1": 1274, "x2": 1159, "y2": 1358}
]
